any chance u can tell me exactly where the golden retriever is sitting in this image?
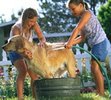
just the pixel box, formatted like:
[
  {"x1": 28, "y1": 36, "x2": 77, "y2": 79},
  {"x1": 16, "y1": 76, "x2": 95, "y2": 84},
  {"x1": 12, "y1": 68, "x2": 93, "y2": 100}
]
[{"x1": 2, "y1": 35, "x2": 76, "y2": 78}]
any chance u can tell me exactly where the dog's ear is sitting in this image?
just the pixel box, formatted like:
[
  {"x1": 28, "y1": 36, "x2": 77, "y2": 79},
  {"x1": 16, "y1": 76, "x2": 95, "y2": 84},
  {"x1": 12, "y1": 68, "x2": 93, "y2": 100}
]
[{"x1": 15, "y1": 37, "x2": 25, "y2": 50}]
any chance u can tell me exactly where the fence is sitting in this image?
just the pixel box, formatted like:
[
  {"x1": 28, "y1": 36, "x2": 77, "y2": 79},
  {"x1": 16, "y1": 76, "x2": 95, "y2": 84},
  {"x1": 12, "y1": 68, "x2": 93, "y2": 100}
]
[
  {"x1": 0, "y1": 43, "x2": 111, "y2": 98},
  {"x1": 0, "y1": 43, "x2": 111, "y2": 81}
]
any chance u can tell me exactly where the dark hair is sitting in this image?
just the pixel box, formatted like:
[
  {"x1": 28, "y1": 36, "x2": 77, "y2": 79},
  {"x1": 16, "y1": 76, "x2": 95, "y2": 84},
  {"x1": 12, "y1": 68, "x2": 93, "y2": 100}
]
[
  {"x1": 66, "y1": 0, "x2": 89, "y2": 10},
  {"x1": 22, "y1": 8, "x2": 38, "y2": 25}
]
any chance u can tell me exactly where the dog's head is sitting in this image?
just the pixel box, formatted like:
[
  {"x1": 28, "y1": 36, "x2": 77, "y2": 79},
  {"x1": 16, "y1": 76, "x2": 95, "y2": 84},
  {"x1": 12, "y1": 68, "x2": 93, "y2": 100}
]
[
  {"x1": 2, "y1": 35, "x2": 34, "y2": 59},
  {"x1": 2, "y1": 35, "x2": 26, "y2": 53}
]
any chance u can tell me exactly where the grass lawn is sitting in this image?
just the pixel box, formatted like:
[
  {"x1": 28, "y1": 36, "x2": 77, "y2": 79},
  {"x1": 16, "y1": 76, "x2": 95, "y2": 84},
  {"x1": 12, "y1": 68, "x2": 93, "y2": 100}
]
[{"x1": 5, "y1": 92, "x2": 111, "y2": 100}]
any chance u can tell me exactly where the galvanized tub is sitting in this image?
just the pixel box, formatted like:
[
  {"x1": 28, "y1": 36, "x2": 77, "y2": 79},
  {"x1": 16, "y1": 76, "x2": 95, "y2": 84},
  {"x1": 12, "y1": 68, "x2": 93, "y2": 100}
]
[{"x1": 34, "y1": 77, "x2": 81, "y2": 100}]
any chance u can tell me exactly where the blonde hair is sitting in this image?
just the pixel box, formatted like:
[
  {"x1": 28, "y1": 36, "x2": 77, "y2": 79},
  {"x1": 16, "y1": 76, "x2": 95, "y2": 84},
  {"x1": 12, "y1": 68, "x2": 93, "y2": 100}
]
[{"x1": 21, "y1": 8, "x2": 38, "y2": 26}]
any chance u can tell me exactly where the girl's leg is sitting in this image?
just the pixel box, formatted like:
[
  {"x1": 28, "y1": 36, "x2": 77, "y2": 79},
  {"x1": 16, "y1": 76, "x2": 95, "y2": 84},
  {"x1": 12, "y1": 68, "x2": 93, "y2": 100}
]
[
  {"x1": 91, "y1": 39, "x2": 108, "y2": 96},
  {"x1": 91, "y1": 59, "x2": 104, "y2": 96},
  {"x1": 28, "y1": 69, "x2": 39, "y2": 98},
  {"x1": 14, "y1": 59, "x2": 27, "y2": 100}
]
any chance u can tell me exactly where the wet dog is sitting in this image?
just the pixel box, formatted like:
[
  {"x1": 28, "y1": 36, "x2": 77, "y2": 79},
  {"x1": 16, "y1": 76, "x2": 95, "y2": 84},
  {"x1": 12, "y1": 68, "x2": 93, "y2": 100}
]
[{"x1": 2, "y1": 35, "x2": 76, "y2": 78}]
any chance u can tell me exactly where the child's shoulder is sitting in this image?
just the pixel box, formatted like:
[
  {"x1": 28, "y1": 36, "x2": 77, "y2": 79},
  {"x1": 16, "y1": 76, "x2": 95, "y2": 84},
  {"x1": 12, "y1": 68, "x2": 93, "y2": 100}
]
[
  {"x1": 85, "y1": 10, "x2": 92, "y2": 16},
  {"x1": 87, "y1": 10, "x2": 95, "y2": 16},
  {"x1": 81, "y1": 10, "x2": 91, "y2": 20}
]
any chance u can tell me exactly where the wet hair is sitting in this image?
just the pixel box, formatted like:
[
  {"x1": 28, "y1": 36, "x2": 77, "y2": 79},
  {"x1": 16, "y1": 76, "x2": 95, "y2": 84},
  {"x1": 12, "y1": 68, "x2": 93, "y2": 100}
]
[
  {"x1": 66, "y1": 0, "x2": 90, "y2": 10},
  {"x1": 22, "y1": 8, "x2": 38, "y2": 25}
]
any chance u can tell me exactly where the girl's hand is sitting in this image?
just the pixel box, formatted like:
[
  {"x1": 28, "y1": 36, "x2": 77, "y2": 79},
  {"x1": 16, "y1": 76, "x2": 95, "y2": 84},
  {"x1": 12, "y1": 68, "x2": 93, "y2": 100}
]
[
  {"x1": 64, "y1": 42, "x2": 72, "y2": 49},
  {"x1": 39, "y1": 37, "x2": 46, "y2": 47}
]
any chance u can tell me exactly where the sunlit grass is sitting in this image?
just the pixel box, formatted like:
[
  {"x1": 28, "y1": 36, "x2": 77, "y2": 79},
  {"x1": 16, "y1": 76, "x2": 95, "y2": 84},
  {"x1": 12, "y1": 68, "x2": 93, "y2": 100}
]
[{"x1": 5, "y1": 92, "x2": 111, "y2": 100}]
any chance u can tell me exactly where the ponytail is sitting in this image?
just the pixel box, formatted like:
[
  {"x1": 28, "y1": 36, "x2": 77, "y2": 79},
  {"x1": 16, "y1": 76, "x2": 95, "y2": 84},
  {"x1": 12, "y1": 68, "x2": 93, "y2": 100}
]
[{"x1": 84, "y1": 2, "x2": 90, "y2": 10}]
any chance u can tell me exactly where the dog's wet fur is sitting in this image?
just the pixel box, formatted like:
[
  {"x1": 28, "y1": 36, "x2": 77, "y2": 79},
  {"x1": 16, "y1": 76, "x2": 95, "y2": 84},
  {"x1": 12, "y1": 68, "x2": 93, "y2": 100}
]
[{"x1": 2, "y1": 35, "x2": 76, "y2": 78}]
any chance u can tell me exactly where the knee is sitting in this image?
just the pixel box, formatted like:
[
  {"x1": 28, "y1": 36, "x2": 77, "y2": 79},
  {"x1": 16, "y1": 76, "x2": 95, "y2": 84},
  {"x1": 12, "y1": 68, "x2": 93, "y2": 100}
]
[{"x1": 91, "y1": 60, "x2": 100, "y2": 72}]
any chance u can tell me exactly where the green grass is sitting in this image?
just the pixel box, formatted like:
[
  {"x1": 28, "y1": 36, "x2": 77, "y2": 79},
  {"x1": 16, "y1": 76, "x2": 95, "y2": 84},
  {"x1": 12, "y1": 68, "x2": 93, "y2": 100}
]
[{"x1": 4, "y1": 92, "x2": 111, "y2": 100}]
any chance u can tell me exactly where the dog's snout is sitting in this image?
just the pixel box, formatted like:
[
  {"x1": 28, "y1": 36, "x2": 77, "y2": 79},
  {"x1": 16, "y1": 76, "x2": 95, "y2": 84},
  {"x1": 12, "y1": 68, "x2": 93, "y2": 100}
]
[
  {"x1": 2, "y1": 45, "x2": 6, "y2": 51},
  {"x1": 2, "y1": 40, "x2": 8, "y2": 50},
  {"x1": 2, "y1": 45, "x2": 5, "y2": 49},
  {"x1": 2, "y1": 44, "x2": 8, "y2": 51}
]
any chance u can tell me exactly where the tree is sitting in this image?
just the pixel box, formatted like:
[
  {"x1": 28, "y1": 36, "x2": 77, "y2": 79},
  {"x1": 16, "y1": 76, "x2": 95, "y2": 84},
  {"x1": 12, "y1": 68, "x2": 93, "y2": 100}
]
[
  {"x1": 0, "y1": 14, "x2": 6, "y2": 23},
  {"x1": 97, "y1": 0, "x2": 111, "y2": 40},
  {"x1": 11, "y1": 8, "x2": 23, "y2": 21},
  {"x1": 37, "y1": 0, "x2": 76, "y2": 33},
  {"x1": 11, "y1": 13, "x2": 18, "y2": 21},
  {"x1": 37, "y1": 0, "x2": 107, "y2": 33},
  {"x1": 85, "y1": 0, "x2": 107, "y2": 15}
]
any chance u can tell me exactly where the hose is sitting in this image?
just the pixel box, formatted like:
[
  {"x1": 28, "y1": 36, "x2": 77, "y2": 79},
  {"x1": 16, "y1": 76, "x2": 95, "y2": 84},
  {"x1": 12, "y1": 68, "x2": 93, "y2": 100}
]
[{"x1": 73, "y1": 46, "x2": 111, "y2": 97}]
